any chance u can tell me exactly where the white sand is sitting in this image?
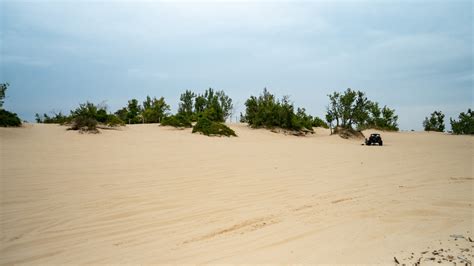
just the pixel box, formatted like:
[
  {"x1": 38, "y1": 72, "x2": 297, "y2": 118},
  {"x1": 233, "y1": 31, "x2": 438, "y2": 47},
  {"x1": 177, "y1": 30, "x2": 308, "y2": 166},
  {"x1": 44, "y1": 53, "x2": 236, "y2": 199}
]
[{"x1": 1, "y1": 124, "x2": 472, "y2": 264}]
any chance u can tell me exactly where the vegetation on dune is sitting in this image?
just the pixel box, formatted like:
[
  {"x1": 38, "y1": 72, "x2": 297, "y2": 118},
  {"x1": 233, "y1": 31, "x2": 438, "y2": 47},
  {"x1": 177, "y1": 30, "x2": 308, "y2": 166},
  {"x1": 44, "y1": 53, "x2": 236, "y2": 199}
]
[
  {"x1": 364, "y1": 102, "x2": 399, "y2": 131},
  {"x1": 161, "y1": 88, "x2": 235, "y2": 137},
  {"x1": 312, "y1": 116, "x2": 329, "y2": 129},
  {"x1": 68, "y1": 102, "x2": 101, "y2": 132},
  {"x1": 142, "y1": 96, "x2": 170, "y2": 123},
  {"x1": 33, "y1": 94, "x2": 175, "y2": 133},
  {"x1": 325, "y1": 88, "x2": 399, "y2": 134},
  {"x1": 115, "y1": 99, "x2": 142, "y2": 124},
  {"x1": 26, "y1": 85, "x2": 472, "y2": 137},
  {"x1": 241, "y1": 88, "x2": 314, "y2": 134},
  {"x1": 450, "y1": 109, "x2": 473, "y2": 135},
  {"x1": 177, "y1": 88, "x2": 233, "y2": 122},
  {"x1": 35, "y1": 112, "x2": 71, "y2": 124},
  {"x1": 105, "y1": 114, "x2": 126, "y2": 127},
  {"x1": 67, "y1": 102, "x2": 124, "y2": 133},
  {"x1": 114, "y1": 96, "x2": 170, "y2": 124},
  {"x1": 423, "y1": 110, "x2": 445, "y2": 132},
  {"x1": 192, "y1": 116, "x2": 236, "y2": 137},
  {"x1": 0, "y1": 83, "x2": 7, "y2": 108},
  {"x1": 161, "y1": 113, "x2": 192, "y2": 128},
  {"x1": 0, "y1": 109, "x2": 22, "y2": 127},
  {"x1": 0, "y1": 83, "x2": 22, "y2": 127}
]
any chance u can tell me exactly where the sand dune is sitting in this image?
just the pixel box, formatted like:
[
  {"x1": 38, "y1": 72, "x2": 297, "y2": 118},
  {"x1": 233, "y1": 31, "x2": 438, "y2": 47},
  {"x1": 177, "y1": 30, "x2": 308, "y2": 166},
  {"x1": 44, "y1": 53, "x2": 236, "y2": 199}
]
[{"x1": 1, "y1": 124, "x2": 472, "y2": 264}]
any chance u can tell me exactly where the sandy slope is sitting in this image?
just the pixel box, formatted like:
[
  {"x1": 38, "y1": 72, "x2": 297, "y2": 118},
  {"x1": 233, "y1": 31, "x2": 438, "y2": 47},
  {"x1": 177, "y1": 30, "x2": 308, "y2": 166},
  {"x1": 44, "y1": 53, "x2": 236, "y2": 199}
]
[{"x1": 1, "y1": 124, "x2": 472, "y2": 264}]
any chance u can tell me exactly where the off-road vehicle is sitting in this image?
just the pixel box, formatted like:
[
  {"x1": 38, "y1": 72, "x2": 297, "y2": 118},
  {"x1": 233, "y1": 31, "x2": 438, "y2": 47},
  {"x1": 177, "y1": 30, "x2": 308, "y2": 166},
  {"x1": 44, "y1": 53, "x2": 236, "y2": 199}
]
[{"x1": 365, "y1": 133, "x2": 383, "y2": 146}]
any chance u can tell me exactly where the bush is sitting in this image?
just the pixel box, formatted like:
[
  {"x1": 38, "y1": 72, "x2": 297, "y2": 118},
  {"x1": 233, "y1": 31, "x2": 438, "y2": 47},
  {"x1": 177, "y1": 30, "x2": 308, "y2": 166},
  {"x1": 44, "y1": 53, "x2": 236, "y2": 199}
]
[
  {"x1": 178, "y1": 88, "x2": 233, "y2": 122},
  {"x1": 363, "y1": 102, "x2": 399, "y2": 131},
  {"x1": 423, "y1": 110, "x2": 445, "y2": 132},
  {"x1": 450, "y1": 109, "x2": 474, "y2": 135},
  {"x1": 326, "y1": 88, "x2": 398, "y2": 131},
  {"x1": 192, "y1": 117, "x2": 236, "y2": 137},
  {"x1": 161, "y1": 114, "x2": 192, "y2": 128},
  {"x1": 106, "y1": 115, "x2": 125, "y2": 127},
  {"x1": 68, "y1": 102, "x2": 103, "y2": 132},
  {"x1": 242, "y1": 88, "x2": 312, "y2": 133},
  {"x1": 0, "y1": 83, "x2": 21, "y2": 127},
  {"x1": 114, "y1": 99, "x2": 142, "y2": 124},
  {"x1": 0, "y1": 109, "x2": 22, "y2": 127},
  {"x1": 68, "y1": 116, "x2": 98, "y2": 133},
  {"x1": 312, "y1": 116, "x2": 329, "y2": 128},
  {"x1": 35, "y1": 112, "x2": 71, "y2": 124},
  {"x1": 142, "y1": 96, "x2": 170, "y2": 123}
]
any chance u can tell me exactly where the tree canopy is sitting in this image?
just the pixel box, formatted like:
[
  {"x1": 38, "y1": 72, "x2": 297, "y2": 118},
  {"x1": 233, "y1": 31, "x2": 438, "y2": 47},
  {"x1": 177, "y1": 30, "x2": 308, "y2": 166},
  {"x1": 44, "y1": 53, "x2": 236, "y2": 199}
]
[
  {"x1": 241, "y1": 88, "x2": 313, "y2": 132},
  {"x1": 0, "y1": 83, "x2": 22, "y2": 127},
  {"x1": 450, "y1": 109, "x2": 473, "y2": 135},
  {"x1": 326, "y1": 88, "x2": 398, "y2": 131},
  {"x1": 178, "y1": 88, "x2": 233, "y2": 122},
  {"x1": 0, "y1": 83, "x2": 8, "y2": 108},
  {"x1": 162, "y1": 88, "x2": 236, "y2": 136},
  {"x1": 142, "y1": 96, "x2": 170, "y2": 123},
  {"x1": 423, "y1": 110, "x2": 445, "y2": 132}
]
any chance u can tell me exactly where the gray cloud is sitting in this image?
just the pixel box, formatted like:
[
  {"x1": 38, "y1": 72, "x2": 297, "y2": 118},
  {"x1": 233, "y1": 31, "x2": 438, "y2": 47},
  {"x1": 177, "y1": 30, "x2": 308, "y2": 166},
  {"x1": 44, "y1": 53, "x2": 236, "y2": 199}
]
[{"x1": 0, "y1": 0, "x2": 472, "y2": 130}]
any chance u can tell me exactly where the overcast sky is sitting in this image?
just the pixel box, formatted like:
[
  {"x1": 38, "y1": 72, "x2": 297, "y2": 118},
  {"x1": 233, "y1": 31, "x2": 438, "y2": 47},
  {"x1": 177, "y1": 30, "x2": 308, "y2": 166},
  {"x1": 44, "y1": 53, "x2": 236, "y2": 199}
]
[{"x1": 1, "y1": 0, "x2": 472, "y2": 130}]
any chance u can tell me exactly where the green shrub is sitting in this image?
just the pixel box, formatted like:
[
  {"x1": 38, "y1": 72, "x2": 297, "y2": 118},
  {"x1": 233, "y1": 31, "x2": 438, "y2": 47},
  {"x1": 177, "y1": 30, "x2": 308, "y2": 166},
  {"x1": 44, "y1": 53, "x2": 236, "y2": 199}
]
[
  {"x1": 106, "y1": 115, "x2": 125, "y2": 127},
  {"x1": 192, "y1": 117, "x2": 236, "y2": 137},
  {"x1": 312, "y1": 116, "x2": 329, "y2": 128},
  {"x1": 423, "y1": 110, "x2": 445, "y2": 132},
  {"x1": 0, "y1": 109, "x2": 22, "y2": 127},
  {"x1": 450, "y1": 109, "x2": 474, "y2": 135},
  {"x1": 242, "y1": 88, "x2": 312, "y2": 132},
  {"x1": 68, "y1": 102, "x2": 102, "y2": 132},
  {"x1": 0, "y1": 83, "x2": 21, "y2": 127},
  {"x1": 161, "y1": 114, "x2": 192, "y2": 128},
  {"x1": 142, "y1": 96, "x2": 170, "y2": 123},
  {"x1": 35, "y1": 112, "x2": 71, "y2": 124},
  {"x1": 68, "y1": 116, "x2": 98, "y2": 133},
  {"x1": 114, "y1": 99, "x2": 142, "y2": 124},
  {"x1": 326, "y1": 89, "x2": 399, "y2": 132},
  {"x1": 177, "y1": 88, "x2": 233, "y2": 123}
]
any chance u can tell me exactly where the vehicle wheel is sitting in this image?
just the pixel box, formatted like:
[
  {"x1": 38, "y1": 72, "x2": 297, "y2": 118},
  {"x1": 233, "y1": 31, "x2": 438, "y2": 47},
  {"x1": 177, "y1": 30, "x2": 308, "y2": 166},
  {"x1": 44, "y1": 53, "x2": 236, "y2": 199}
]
[{"x1": 380, "y1": 141, "x2": 383, "y2": 146}]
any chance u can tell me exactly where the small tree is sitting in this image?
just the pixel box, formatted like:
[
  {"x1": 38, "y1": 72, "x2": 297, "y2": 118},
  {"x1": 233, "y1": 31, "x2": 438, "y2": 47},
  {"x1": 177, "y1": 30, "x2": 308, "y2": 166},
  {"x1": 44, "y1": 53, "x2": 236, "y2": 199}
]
[
  {"x1": 69, "y1": 102, "x2": 100, "y2": 132},
  {"x1": 161, "y1": 113, "x2": 192, "y2": 128},
  {"x1": 0, "y1": 83, "x2": 21, "y2": 127},
  {"x1": 364, "y1": 102, "x2": 399, "y2": 131},
  {"x1": 36, "y1": 111, "x2": 70, "y2": 124},
  {"x1": 325, "y1": 113, "x2": 334, "y2": 134},
  {"x1": 114, "y1": 99, "x2": 144, "y2": 124},
  {"x1": 313, "y1": 116, "x2": 329, "y2": 129},
  {"x1": 326, "y1": 88, "x2": 370, "y2": 129},
  {"x1": 450, "y1": 109, "x2": 474, "y2": 135},
  {"x1": 423, "y1": 111, "x2": 445, "y2": 132},
  {"x1": 68, "y1": 102, "x2": 123, "y2": 132},
  {"x1": 35, "y1": 113, "x2": 42, "y2": 123},
  {"x1": 178, "y1": 90, "x2": 196, "y2": 119},
  {"x1": 142, "y1": 96, "x2": 170, "y2": 123},
  {"x1": 327, "y1": 89, "x2": 398, "y2": 132},
  {"x1": 242, "y1": 88, "x2": 313, "y2": 133},
  {"x1": 115, "y1": 107, "x2": 128, "y2": 123},
  {"x1": 191, "y1": 88, "x2": 233, "y2": 122},
  {"x1": 380, "y1": 106, "x2": 399, "y2": 131},
  {"x1": 0, "y1": 83, "x2": 8, "y2": 108},
  {"x1": 126, "y1": 99, "x2": 142, "y2": 124}
]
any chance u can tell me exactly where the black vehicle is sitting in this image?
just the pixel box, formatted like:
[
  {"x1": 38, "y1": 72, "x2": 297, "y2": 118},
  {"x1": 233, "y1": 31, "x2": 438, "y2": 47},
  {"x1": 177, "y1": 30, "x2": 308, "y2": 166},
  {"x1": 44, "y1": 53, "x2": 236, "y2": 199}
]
[{"x1": 365, "y1": 133, "x2": 383, "y2": 146}]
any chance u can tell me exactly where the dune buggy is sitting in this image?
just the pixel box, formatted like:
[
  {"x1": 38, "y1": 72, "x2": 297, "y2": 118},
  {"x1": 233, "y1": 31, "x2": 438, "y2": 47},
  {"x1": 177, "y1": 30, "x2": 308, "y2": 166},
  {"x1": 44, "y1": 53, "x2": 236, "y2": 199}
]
[{"x1": 365, "y1": 133, "x2": 383, "y2": 146}]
